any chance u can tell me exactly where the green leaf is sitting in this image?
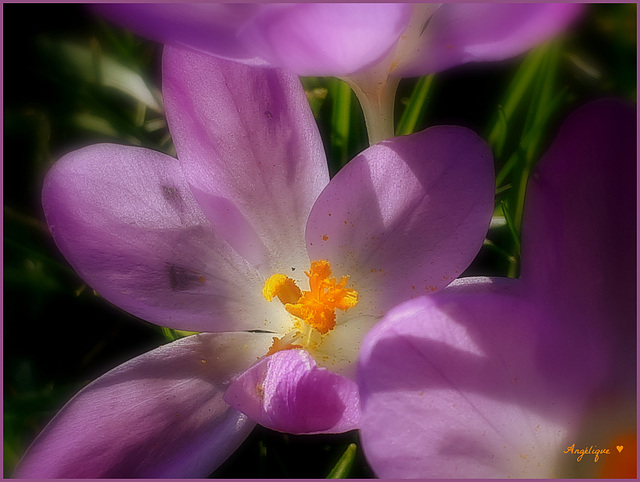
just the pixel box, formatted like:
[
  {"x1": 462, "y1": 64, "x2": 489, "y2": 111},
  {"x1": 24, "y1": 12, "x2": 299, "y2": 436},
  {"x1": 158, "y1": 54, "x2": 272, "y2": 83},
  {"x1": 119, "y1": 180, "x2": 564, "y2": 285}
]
[
  {"x1": 326, "y1": 443, "x2": 357, "y2": 479},
  {"x1": 161, "y1": 327, "x2": 197, "y2": 341}
]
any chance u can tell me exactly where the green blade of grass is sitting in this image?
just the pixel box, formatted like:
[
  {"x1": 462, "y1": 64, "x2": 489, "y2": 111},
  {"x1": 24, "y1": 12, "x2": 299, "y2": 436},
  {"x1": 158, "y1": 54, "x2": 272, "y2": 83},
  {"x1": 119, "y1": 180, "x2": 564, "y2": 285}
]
[
  {"x1": 482, "y1": 238, "x2": 517, "y2": 265},
  {"x1": 509, "y1": 40, "x2": 564, "y2": 240},
  {"x1": 57, "y1": 40, "x2": 162, "y2": 113},
  {"x1": 518, "y1": 41, "x2": 560, "y2": 159},
  {"x1": 497, "y1": 200, "x2": 522, "y2": 278},
  {"x1": 396, "y1": 74, "x2": 435, "y2": 136},
  {"x1": 488, "y1": 44, "x2": 549, "y2": 158},
  {"x1": 495, "y1": 85, "x2": 566, "y2": 188},
  {"x1": 326, "y1": 443, "x2": 357, "y2": 479},
  {"x1": 523, "y1": 43, "x2": 564, "y2": 166},
  {"x1": 301, "y1": 77, "x2": 329, "y2": 118},
  {"x1": 329, "y1": 78, "x2": 353, "y2": 168}
]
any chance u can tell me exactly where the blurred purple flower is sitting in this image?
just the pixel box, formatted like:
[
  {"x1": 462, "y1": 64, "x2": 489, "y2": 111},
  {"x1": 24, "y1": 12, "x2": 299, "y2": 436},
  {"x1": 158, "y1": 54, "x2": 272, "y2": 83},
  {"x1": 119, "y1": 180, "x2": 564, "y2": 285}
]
[
  {"x1": 96, "y1": 3, "x2": 583, "y2": 143},
  {"x1": 97, "y1": 3, "x2": 581, "y2": 78},
  {"x1": 358, "y1": 100, "x2": 636, "y2": 478},
  {"x1": 15, "y1": 46, "x2": 494, "y2": 478}
]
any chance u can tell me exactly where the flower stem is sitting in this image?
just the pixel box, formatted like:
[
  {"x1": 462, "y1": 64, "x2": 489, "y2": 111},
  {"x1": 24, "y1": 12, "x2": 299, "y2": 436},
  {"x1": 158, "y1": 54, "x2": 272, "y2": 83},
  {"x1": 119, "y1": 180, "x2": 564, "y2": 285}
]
[
  {"x1": 341, "y1": 74, "x2": 400, "y2": 145},
  {"x1": 339, "y1": 4, "x2": 439, "y2": 145}
]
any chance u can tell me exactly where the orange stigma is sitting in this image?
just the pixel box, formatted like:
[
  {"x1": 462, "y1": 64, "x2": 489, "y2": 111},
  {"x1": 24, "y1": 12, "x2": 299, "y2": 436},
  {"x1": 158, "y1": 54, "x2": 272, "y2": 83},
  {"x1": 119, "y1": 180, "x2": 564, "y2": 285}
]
[{"x1": 263, "y1": 260, "x2": 358, "y2": 335}]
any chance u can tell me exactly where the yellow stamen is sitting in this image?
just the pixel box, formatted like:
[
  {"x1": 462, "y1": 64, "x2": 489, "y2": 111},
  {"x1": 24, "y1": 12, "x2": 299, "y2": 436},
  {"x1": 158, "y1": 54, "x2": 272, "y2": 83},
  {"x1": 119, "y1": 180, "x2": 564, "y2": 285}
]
[
  {"x1": 262, "y1": 273, "x2": 302, "y2": 304},
  {"x1": 262, "y1": 260, "x2": 358, "y2": 336}
]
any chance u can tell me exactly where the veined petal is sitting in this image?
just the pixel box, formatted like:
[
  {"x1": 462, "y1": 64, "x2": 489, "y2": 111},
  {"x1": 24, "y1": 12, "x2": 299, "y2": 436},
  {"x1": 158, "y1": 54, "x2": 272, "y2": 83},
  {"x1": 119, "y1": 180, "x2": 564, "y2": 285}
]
[
  {"x1": 358, "y1": 278, "x2": 608, "y2": 478},
  {"x1": 163, "y1": 47, "x2": 329, "y2": 279},
  {"x1": 521, "y1": 100, "x2": 636, "y2": 384},
  {"x1": 238, "y1": 3, "x2": 412, "y2": 76},
  {"x1": 224, "y1": 349, "x2": 359, "y2": 434},
  {"x1": 306, "y1": 127, "x2": 494, "y2": 315},
  {"x1": 42, "y1": 144, "x2": 287, "y2": 334},
  {"x1": 399, "y1": 3, "x2": 583, "y2": 76},
  {"x1": 15, "y1": 332, "x2": 274, "y2": 478}
]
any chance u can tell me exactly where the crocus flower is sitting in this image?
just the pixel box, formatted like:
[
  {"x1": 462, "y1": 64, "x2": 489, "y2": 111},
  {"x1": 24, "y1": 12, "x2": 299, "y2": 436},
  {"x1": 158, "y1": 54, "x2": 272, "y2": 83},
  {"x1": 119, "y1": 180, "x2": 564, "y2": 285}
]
[
  {"x1": 97, "y1": 3, "x2": 583, "y2": 143},
  {"x1": 96, "y1": 3, "x2": 581, "y2": 78},
  {"x1": 357, "y1": 100, "x2": 636, "y2": 478},
  {"x1": 15, "y1": 46, "x2": 494, "y2": 478}
]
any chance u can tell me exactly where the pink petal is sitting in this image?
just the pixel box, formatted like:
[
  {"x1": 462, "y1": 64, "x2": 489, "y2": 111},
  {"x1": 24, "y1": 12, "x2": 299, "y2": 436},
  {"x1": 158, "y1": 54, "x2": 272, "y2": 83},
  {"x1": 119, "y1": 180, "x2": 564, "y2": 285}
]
[
  {"x1": 42, "y1": 143, "x2": 284, "y2": 333},
  {"x1": 224, "y1": 349, "x2": 359, "y2": 434},
  {"x1": 163, "y1": 47, "x2": 329, "y2": 275},
  {"x1": 358, "y1": 279, "x2": 607, "y2": 478},
  {"x1": 400, "y1": 3, "x2": 583, "y2": 76},
  {"x1": 238, "y1": 4, "x2": 412, "y2": 76},
  {"x1": 98, "y1": 4, "x2": 579, "y2": 78},
  {"x1": 15, "y1": 332, "x2": 274, "y2": 478},
  {"x1": 306, "y1": 127, "x2": 494, "y2": 315}
]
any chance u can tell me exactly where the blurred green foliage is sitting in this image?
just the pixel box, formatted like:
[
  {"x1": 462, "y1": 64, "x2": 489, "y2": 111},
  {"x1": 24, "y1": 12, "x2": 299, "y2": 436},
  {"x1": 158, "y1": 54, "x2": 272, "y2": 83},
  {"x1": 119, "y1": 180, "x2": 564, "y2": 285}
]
[{"x1": 3, "y1": 3, "x2": 635, "y2": 478}]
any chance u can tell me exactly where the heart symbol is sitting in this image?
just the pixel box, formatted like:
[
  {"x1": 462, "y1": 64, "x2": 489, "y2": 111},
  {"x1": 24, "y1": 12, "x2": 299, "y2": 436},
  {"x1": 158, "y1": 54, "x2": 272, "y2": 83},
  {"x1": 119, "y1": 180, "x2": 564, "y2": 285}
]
[{"x1": 616, "y1": 445, "x2": 624, "y2": 453}]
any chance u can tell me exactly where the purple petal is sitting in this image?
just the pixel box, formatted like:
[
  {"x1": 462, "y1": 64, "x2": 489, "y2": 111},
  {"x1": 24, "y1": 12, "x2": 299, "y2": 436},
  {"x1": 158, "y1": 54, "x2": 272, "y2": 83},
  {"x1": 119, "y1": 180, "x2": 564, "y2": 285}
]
[
  {"x1": 97, "y1": 4, "x2": 411, "y2": 76},
  {"x1": 15, "y1": 332, "x2": 274, "y2": 478},
  {"x1": 238, "y1": 4, "x2": 412, "y2": 76},
  {"x1": 95, "y1": 4, "x2": 265, "y2": 64},
  {"x1": 224, "y1": 349, "x2": 359, "y2": 434},
  {"x1": 306, "y1": 127, "x2": 494, "y2": 314},
  {"x1": 42, "y1": 143, "x2": 287, "y2": 333},
  {"x1": 400, "y1": 3, "x2": 583, "y2": 76},
  {"x1": 163, "y1": 46, "x2": 329, "y2": 276},
  {"x1": 358, "y1": 279, "x2": 607, "y2": 478},
  {"x1": 521, "y1": 100, "x2": 636, "y2": 374}
]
